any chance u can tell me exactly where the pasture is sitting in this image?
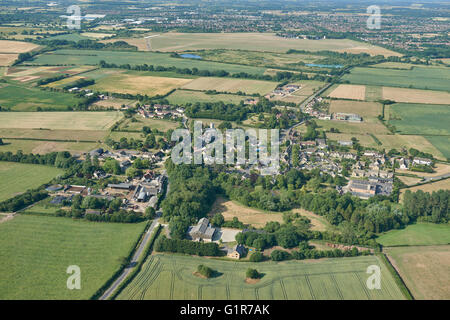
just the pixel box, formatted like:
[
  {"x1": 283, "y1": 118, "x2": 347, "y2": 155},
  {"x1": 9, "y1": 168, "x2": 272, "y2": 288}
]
[
  {"x1": 384, "y1": 245, "x2": 450, "y2": 299},
  {"x1": 0, "y1": 112, "x2": 122, "y2": 131},
  {"x1": 425, "y1": 136, "x2": 450, "y2": 160},
  {"x1": 117, "y1": 253, "x2": 405, "y2": 300},
  {"x1": 129, "y1": 32, "x2": 400, "y2": 56},
  {"x1": 375, "y1": 134, "x2": 445, "y2": 160},
  {"x1": 0, "y1": 139, "x2": 100, "y2": 155},
  {"x1": 27, "y1": 49, "x2": 267, "y2": 76},
  {"x1": 0, "y1": 215, "x2": 146, "y2": 299},
  {"x1": 328, "y1": 84, "x2": 366, "y2": 100},
  {"x1": 388, "y1": 103, "x2": 450, "y2": 136},
  {"x1": 314, "y1": 119, "x2": 391, "y2": 135},
  {"x1": 342, "y1": 66, "x2": 450, "y2": 92},
  {"x1": 118, "y1": 116, "x2": 180, "y2": 132},
  {"x1": 181, "y1": 77, "x2": 276, "y2": 95},
  {"x1": 0, "y1": 162, "x2": 63, "y2": 202},
  {"x1": 377, "y1": 223, "x2": 450, "y2": 247},
  {"x1": 382, "y1": 87, "x2": 450, "y2": 105},
  {"x1": 0, "y1": 84, "x2": 82, "y2": 111},
  {"x1": 329, "y1": 100, "x2": 382, "y2": 122},
  {"x1": 167, "y1": 90, "x2": 250, "y2": 105}
]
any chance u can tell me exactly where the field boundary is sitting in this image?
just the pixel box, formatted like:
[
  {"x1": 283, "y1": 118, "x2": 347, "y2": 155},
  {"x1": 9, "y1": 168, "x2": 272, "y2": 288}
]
[{"x1": 377, "y1": 253, "x2": 414, "y2": 300}]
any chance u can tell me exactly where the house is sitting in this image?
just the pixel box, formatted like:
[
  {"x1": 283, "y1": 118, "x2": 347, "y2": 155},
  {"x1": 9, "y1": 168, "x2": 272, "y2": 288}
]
[
  {"x1": 188, "y1": 218, "x2": 216, "y2": 242},
  {"x1": 413, "y1": 157, "x2": 433, "y2": 166},
  {"x1": 339, "y1": 140, "x2": 353, "y2": 147},
  {"x1": 227, "y1": 244, "x2": 246, "y2": 259},
  {"x1": 89, "y1": 148, "x2": 104, "y2": 158},
  {"x1": 398, "y1": 158, "x2": 409, "y2": 170}
]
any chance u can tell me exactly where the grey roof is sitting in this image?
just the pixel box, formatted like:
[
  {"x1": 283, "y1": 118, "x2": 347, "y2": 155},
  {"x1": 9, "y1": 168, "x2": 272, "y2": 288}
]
[
  {"x1": 108, "y1": 183, "x2": 132, "y2": 190},
  {"x1": 189, "y1": 218, "x2": 216, "y2": 239}
]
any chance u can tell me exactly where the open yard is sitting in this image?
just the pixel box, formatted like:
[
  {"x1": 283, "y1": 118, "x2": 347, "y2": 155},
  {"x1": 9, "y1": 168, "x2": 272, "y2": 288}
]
[
  {"x1": 0, "y1": 112, "x2": 122, "y2": 131},
  {"x1": 117, "y1": 253, "x2": 405, "y2": 300},
  {"x1": 384, "y1": 245, "x2": 450, "y2": 300},
  {"x1": 328, "y1": 84, "x2": 366, "y2": 100},
  {"x1": 181, "y1": 77, "x2": 277, "y2": 95},
  {"x1": 388, "y1": 103, "x2": 450, "y2": 136},
  {"x1": 0, "y1": 215, "x2": 146, "y2": 299},
  {"x1": 377, "y1": 222, "x2": 450, "y2": 247},
  {"x1": 0, "y1": 162, "x2": 63, "y2": 203},
  {"x1": 382, "y1": 87, "x2": 450, "y2": 105}
]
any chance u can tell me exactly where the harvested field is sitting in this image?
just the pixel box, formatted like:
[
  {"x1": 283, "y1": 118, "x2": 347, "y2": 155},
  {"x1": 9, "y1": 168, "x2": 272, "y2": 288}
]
[
  {"x1": 167, "y1": 90, "x2": 250, "y2": 105},
  {"x1": 181, "y1": 77, "x2": 277, "y2": 95},
  {"x1": 0, "y1": 139, "x2": 100, "y2": 155},
  {"x1": 0, "y1": 40, "x2": 39, "y2": 53},
  {"x1": 208, "y1": 197, "x2": 283, "y2": 228},
  {"x1": 328, "y1": 84, "x2": 366, "y2": 100},
  {"x1": 396, "y1": 163, "x2": 450, "y2": 179},
  {"x1": 382, "y1": 87, "x2": 450, "y2": 105},
  {"x1": 400, "y1": 179, "x2": 450, "y2": 199},
  {"x1": 329, "y1": 100, "x2": 382, "y2": 122},
  {"x1": 315, "y1": 120, "x2": 391, "y2": 135},
  {"x1": 397, "y1": 176, "x2": 423, "y2": 186},
  {"x1": 0, "y1": 53, "x2": 18, "y2": 66},
  {"x1": 384, "y1": 245, "x2": 450, "y2": 300}
]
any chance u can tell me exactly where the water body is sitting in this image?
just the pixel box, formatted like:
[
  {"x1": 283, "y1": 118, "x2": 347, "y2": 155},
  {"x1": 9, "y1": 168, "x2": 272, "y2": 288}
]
[
  {"x1": 180, "y1": 54, "x2": 203, "y2": 60},
  {"x1": 306, "y1": 63, "x2": 343, "y2": 68}
]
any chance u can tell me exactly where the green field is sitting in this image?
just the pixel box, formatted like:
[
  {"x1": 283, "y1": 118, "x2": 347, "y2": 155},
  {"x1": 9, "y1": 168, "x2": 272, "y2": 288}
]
[
  {"x1": 167, "y1": 89, "x2": 251, "y2": 105},
  {"x1": 0, "y1": 111, "x2": 122, "y2": 131},
  {"x1": 118, "y1": 116, "x2": 180, "y2": 133},
  {"x1": 28, "y1": 49, "x2": 267, "y2": 75},
  {"x1": 425, "y1": 136, "x2": 450, "y2": 160},
  {"x1": 117, "y1": 253, "x2": 405, "y2": 300},
  {"x1": 0, "y1": 83, "x2": 82, "y2": 111},
  {"x1": 342, "y1": 66, "x2": 450, "y2": 92},
  {"x1": 0, "y1": 162, "x2": 63, "y2": 203},
  {"x1": 388, "y1": 103, "x2": 450, "y2": 135},
  {"x1": 0, "y1": 215, "x2": 146, "y2": 299},
  {"x1": 377, "y1": 223, "x2": 450, "y2": 247},
  {"x1": 0, "y1": 139, "x2": 100, "y2": 155}
]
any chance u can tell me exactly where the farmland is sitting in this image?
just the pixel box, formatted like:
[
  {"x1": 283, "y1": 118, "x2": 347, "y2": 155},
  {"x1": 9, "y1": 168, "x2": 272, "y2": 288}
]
[
  {"x1": 384, "y1": 245, "x2": 450, "y2": 300},
  {"x1": 399, "y1": 179, "x2": 450, "y2": 201},
  {"x1": 0, "y1": 112, "x2": 122, "y2": 131},
  {"x1": 377, "y1": 223, "x2": 450, "y2": 247},
  {"x1": 425, "y1": 136, "x2": 450, "y2": 160},
  {"x1": 117, "y1": 253, "x2": 405, "y2": 300},
  {"x1": 0, "y1": 83, "x2": 83, "y2": 111},
  {"x1": 118, "y1": 116, "x2": 180, "y2": 133},
  {"x1": 0, "y1": 139, "x2": 100, "y2": 155},
  {"x1": 328, "y1": 84, "x2": 366, "y2": 100},
  {"x1": 328, "y1": 100, "x2": 382, "y2": 122},
  {"x1": 382, "y1": 87, "x2": 450, "y2": 105},
  {"x1": 0, "y1": 215, "x2": 146, "y2": 299},
  {"x1": 124, "y1": 32, "x2": 400, "y2": 56},
  {"x1": 0, "y1": 40, "x2": 39, "y2": 53},
  {"x1": 342, "y1": 66, "x2": 450, "y2": 92},
  {"x1": 313, "y1": 119, "x2": 391, "y2": 135},
  {"x1": 181, "y1": 77, "x2": 276, "y2": 95},
  {"x1": 27, "y1": 50, "x2": 267, "y2": 75},
  {"x1": 0, "y1": 162, "x2": 63, "y2": 202},
  {"x1": 167, "y1": 90, "x2": 251, "y2": 105},
  {"x1": 388, "y1": 103, "x2": 450, "y2": 136}
]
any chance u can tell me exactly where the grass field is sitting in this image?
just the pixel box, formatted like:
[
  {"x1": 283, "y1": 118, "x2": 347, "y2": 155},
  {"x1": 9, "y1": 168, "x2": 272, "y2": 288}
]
[
  {"x1": 375, "y1": 134, "x2": 445, "y2": 160},
  {"x1": 342, "y1": 66, "x2": 450, "y2": 92},
  {"x1": 117, "y1": 253, "x2": 405, "y2": 300},
  {"x1": 126, "y1": 32, "x2": 400, "y2": 56},
  {"x1": 388, "y1": 103, "x2": 450, "y2": 136},
  {"x1": 28, "y1": 49, "x2": 267, "y2": 76},
  {"x1": 314, "y1": 119, "x2": 391, "y2": 135},
  {"x1": 384, "y1": 245, "x2": 450, "y2": 300},
  {"x1": 0, "y1": 215, "x2": 146, "y2": 299},
  {"x1": 0, "y1": 162, "x2": 63, "y2": 202},
  {"x1": 118, "y1": 116, "x2": 180, "y2": 132},
  {"x1": 425, "y1": 136, "x2": 450, "y2": 160},
  {"x1": 0, "y1": 83, "x2": 83, "y2": 111},
  {"x1": 0, "y1": 139, "x2": 100, "y2": 155},
  {"x1": 167, "y1": 89, "x2": 251, "y2": 105},
  {"x1": 0, "y1": 112, "x2": 122, "y2": 131},
  {"x1": 365, "y1": 86, "x2": 383, "y2": 101},
  {"x1": 399, "y1": 179, "x2": 450, "y2": 201},
  {"x1": 329, "y1": 100, "x2": 382, "y2": 122},
  {"x1": 328, "y1": 85, "x2": 366, "y2": 100},
  {"x1": 382, "y1": 87, "x2": 450, "y2": 105},
  {"x1": 181, "y1": 77, "x2": 276, "y2": 95},
  {"x1": 377, "y1": 223, "x2": 450, "y2": 247},
  {"x1": 371, "y1": 62, "x2": 416, "y2": 69}
]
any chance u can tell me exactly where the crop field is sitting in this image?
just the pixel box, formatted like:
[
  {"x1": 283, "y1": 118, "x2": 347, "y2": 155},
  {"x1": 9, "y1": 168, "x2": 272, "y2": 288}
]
[
  {"x1": 328, "y1": 84, "x2": 366, "y2": 100},
  {"x1": 0, "y1": 139, "x2": 100, "y2": 155},
  {"x1": 27, "y1": 50, "x2": 267, "y2": 75},
  {"x1": 0, "y1": 40, "x2": 39, "y2": 53},
  {"x1": 325, "y1": 133, "x2": 379, "y2": 148},
  {"x1": 364, "y1": 86, "x2": 382, "y2": 101},
  {"x1": 118, "y1": 116, "x2": 180, "y2": 132},
  {"x1": 384, "y1": 245, "x2": 450, "y2": 300},
  {"x1": 0, "y1": 83, "x2": 83, "y2": 111},
  {"x1": 388, "y1": 103, "x2": 450, "y2": 136},
  {"x1": 0, "y1": 162, "x2": 63, "y2": 202},
  {"x1": 371, "y1": 62, "x2": 416, "y2": 69},
  {"x1": 277, "y1": 80, "x2": 326, "y2": 104},
  {"x1": 167, "y1": 89, "x2": 251, "y2": 105},
  {"x1": 0, "y1": 128, "x2": 107, "y2": 142},
  {"x1": 375, "y1": 134, "x2": 445, "y2": 160},
  {"x1": 117, "y1": 253, "x2": 405, "y2": 300},
  {"x1": 181, "y1": 77, "x2": 277, "y2": 95},
  {"x1": 399, "y1": 179, "x2": 450, "y2": 201},
  {"x1": 127, "y1": 32, "x2": 400, "y2": 56},
  {"x1": 342, "y1": 66, "x2": 450, "y2": 91},
  {"x1": 314, "y1": 119, "x2": 391, "y2": 135},
  {"x1": 377, "y1": 223, "x2": 450, "y2": 247},
  {"x1": 0, "y1": 215, "x2": 146, "y2": 299},
  {"x1": 425, "y1": 136, "x2": 450, "y2": 160},
  {"x1": 329, "y1": 100, "x2": 382, "y2": 122},
  {"x1": 0, "y1": 54, "x2": 18, "y2": 66},
  {"x1": 382, "y1": 87, "x2": 450, "y2": 105},
  {"x1": 0, "y1": 112, "x2": 122, "y2": 131}
]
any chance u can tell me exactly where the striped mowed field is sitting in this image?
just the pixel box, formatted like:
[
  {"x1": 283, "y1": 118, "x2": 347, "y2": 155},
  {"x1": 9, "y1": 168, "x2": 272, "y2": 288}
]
[{"x1": 117, "y1": 253, "x2": 405, "y2": 300}]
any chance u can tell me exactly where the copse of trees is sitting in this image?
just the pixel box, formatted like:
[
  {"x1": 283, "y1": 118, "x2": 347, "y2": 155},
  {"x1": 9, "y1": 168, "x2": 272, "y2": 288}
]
[
  {"x1": 246, "y1": 268, "x2": 260, "y2": 279},
  {"x1": 403, "y1": 189, "x2": 449, "y2": 223},
  {"x1": 197, "y1": 265, "x2": 214, "y2": 278},
  {"x1": 0, "y1": 189, "x2": 48, "y2": 213},
  {"x1": 0, "y1": 150, "x2": 75, "y2": 168},
  {"x1": 155, "y1": 235, "x2": 221, "y2": 256}
]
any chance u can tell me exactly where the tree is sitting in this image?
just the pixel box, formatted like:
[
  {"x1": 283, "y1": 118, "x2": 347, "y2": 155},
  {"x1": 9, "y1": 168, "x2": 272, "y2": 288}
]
[
  {"x1": 249, "y1": 251, "x2": 264, "y2": 262},
  {"x1": 0, "y1": 138, "x2": 3, "y2": 146},
  {"x1": 246, "y1": 268, "x2": 259, "y2": 279},
  {"x1": 211, "y1": 213, "x2": 225, "y2": 227}
]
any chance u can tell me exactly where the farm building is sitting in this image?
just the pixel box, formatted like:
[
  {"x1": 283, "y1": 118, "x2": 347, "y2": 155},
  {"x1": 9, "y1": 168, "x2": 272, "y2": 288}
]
[{"x1": 188, "y1": 217, "x2": 216, "y2": 242}]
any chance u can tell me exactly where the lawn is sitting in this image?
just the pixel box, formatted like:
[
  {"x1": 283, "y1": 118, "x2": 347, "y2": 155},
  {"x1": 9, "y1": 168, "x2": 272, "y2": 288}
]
[
  {"x1": 0, "y1": 162, "x2": 63, "y2": 202},
  {"x1": 0, "y1": 112, "x2": 122, "y2": 131},
  {"x1": 342, "y1": 66, "x2": 450, "y2": 92},
  {"x1": 388, "y1": 103, "x2": 450, "y2": 136},
  {"x1": 0, "y1": 83, "x2": 83, "y2": 111},
  {"x1": 0, "y1": 215, "x2": 146, "y2": 299},
  {"x1": 377, "y1": 223, "x2": 450, "y2": 247},
  {"x1": 117, "y1": 253, "x2": 405, "y2": 300},
  {"x1": 384, "y1": 245, "x2": 450, "y2": 299}
]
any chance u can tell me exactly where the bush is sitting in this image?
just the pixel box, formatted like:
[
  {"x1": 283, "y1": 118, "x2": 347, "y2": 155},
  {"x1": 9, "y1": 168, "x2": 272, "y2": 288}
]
[
  {"x1": 197, "y1": 264, "x2": 213, "y2": 278},
  {"x1": 270, "y1": 250, "x2": 292, "y2": 261},
  {"x1": 246, "y1": 268, "x2": 259, "y2": 279},
  {"x1": 249, "y1": 251, "x2": 264, "y2": 262}
]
